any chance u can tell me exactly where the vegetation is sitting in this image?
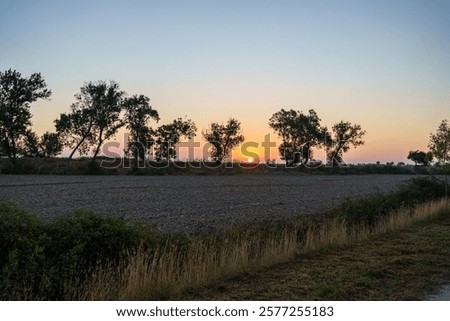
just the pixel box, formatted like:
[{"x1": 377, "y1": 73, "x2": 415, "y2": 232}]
[
  {"x1": 55, "y1": 81, "x2": 126, "y2": 168},
  {"x1": 268, "y1": 109, "x2": 327, "y2": 166},
  {"x1": 123, "y1": 95, "x2": 160, "y2": 163},
  {"x1": 202, "y1": 118, "x2": 245, "y2": 163},
  {"x1": 407, "y1": 150, "x2": 433, "y2": 166},
  {"x1": 1, "y1": 68, "x2": 448, "y2": 175},
  {"x1": 2, "y1": 156, "x2": 450, "y2": 175},
  {"x1": 185, "y1": 206, "x2": 450, "y2": 300},
  {"x1": 0, "y1": 177, "x2": 448, "y2": 300},
  {"x1": 328, "y1": 177, "x2": 446, "y2": 228},
  {"x1": 429, "y1": 120, "x2": 450, "y2": 165},
  {"x1": 22, "y1": 131, "x2": 63, "y2": 158},
  {"x1": 0, "y1": 202, "x2": 157, "y2": 300},
  {"x1": 326, "y1": 121, "x2": 366, "y2": 166},
  {"x1": 429, "y1": 119, "x2": 450, "y2": 199},
  {"x1": 38, "y1": 132, "x2": 63, "y2": 158},
  {"x1": 0, "y1": 69, "x2": 52, "y2": 167},
  {"x1": 268, "y1": 109, "x2": 365, "y2": 167},
  {"x1": 54, "y1": 79, "x2": 197, "y2": 171},
  {"x1": 153, "y1": 118, "x2": 197, "y2": 161}
]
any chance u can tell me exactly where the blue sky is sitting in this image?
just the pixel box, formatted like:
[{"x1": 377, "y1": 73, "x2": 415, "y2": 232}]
[{"x1": 1, "y1": 0, "x2": 449, "y2": 162}]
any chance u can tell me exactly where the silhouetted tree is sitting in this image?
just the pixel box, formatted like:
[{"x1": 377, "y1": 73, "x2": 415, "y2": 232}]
[
  {"x1": 407, "y1": 150, "x2": 432, "y2": 166},
  {"x1": 268, "y1": 109, "x2": 326, "y2": 166},
  {"x1": 326, "y1": 121, "x2": 366, "y2": 166},
  {"x1": 21, "y1": 131, "x2": 63, "y2": 158},
  {"x1": 55, "y1": 107, "x2": 95, "y2": 162},
  {"x1": 429, "y1": 120, "x2": 450, "y2": 165},
  {"x1": 21, "y1": 130, "x2": 40, "y2": 157},
  {"x1": 429, "y1": 119, "x2": 450, "y2": 200},
  {"x1": 85, "y1": 81, "x2": 125, "y2": 164},
  {"x1": 154, "y1": 118, "x2": 197, "y2": 161},
  {"x1": 55, "y1": 81, "x2": 125, "y2": 167},
  {"x1": 123, "y1": 95, "x2": 159, "y2": 161},
  {"x1": 39, "y1": 132, "x2": 63, "y2": 158},
  {"x1": 0, "y1": 69, "x2": 51, "y2": 166},
  {"x1": 202, "y1": 118, "x2": 244, "y2": 163}
]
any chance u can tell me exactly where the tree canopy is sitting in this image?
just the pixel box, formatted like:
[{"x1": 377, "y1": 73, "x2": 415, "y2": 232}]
[
  {"x1": 0, "y1": 69, "x2": 51, "y2": 165},
  {"x1": 268, "y1": 109, "x2": 327, "y2": 166},
  {"x1": 154, "y1": 118, "x2": 197, "y2": 161},
  {"x1": 407, "y1": 150, "x2": 433, "y2": 166},
  {"x1": 123, "y1": 95, "x2": 160, "y2": 161},
  {"x1": 55, "y1": 81, "x2": 125, "y2": 165},
  {"x1": 326, "y1": 121, "x2": 366, "y2": 166},
  {"x1": 202, "y1": 118, "x2": 244, "y2": 163},
  {"x1": 428, "y1": 120, "x2": 450, "y2": 165}
]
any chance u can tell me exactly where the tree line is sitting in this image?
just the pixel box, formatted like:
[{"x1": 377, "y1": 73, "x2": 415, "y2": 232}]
[{"x1": 1, "y1": 69, "x2": 449, "y2": 170}]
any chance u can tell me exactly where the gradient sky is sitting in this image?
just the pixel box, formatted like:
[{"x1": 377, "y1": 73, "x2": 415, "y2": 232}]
[{"x1": 1, "y1": 0, "x2": 449, "y2": 163}]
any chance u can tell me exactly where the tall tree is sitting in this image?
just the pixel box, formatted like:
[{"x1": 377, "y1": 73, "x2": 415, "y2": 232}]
[
  {"x1": 55, "y1": 81, "x2": 125, "y2": 166},
  {"x1": 428, "y1": 120, "x2": 450, "y2": 165},
  {"x1": 202, "y1": 118, "x2": 245, "y2": 163},
  {"x1": 123, "y1": 95, "x2": 159, "y2": 161},
  {"x1": 154, "y1": 118, "x2": 197, "y2": 161},
  {"x1": 0, "y1": 69, "x2": 51, "y2": 166},
  {"x1": 84, "y1": 81, "x2": 125, "y2": 163},
  {"x1": 268, "y1": 109, "x2": 326, "y2": 166},
  {"x1": 326, "y1": 121, "x2": 366, "y2": 166},
  {"x1": 55, "y1": 105, "x2": 95, "y2": 163},
  {"x1": 428, "y1": 119, "x2": 450, "y2": 200}
]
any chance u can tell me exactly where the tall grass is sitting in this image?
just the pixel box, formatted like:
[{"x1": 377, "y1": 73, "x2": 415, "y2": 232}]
[
  {"x1": 80, "y1": 198, "x2": 449, "y2": 300},
  {"x1": 303, "y1": 198, "x2": 449, "y2": 252},
  {"x1": 79, "y1": 225, "x2": 302, "y2": 300}
]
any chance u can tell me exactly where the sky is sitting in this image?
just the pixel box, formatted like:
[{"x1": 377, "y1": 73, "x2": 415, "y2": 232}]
[{"x1": 1, "y1": 0, "x2": 449, "y2": 163}]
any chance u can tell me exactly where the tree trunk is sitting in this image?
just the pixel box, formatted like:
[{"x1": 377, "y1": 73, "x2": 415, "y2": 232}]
[
  {"x1": 91, "y1": 128, "x2": 104, "y2": 165},
  {"x1": 66, "y1": 136, "x2": 88, "y2": 173},
  {"x1": 92, "y1": 140, "x2": 102, "y2": 163},
  {"x1": 7, "y1": 133, "x2": 17, "y2": 170}
]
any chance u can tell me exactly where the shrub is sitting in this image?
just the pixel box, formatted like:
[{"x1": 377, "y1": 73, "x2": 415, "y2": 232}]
[
  {"x1": 0, "y1": 204, "x2": 156, "y2": 299},
  {"x1": 0, "y1": 201, "x2": 48, "y2": 299},
  {"x1": 332, "y1": 177, "x2": 447, "y2": 228}
]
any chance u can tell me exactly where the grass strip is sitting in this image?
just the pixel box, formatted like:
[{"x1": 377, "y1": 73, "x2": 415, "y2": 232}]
[{"x1": 180, "y1": 206, "x2": 450, "y2": 300}]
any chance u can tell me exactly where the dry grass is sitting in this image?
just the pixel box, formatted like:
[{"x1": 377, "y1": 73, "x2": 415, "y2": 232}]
[
  {"x1": 80, "y1": 228, "x2": 300, "y2": 300},
  {"x1": 184, "y1": 202, "x2": 450, "y2": 300},
  {"x1": 77, "y1": 198, "x2": 449, "y2": 300},
  {"x1": 303, "y1": 198, "x2": 449, "y2": 252}
]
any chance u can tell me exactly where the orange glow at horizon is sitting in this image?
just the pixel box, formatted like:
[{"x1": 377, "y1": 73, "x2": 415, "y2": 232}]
[{"x1": 30, "y1": 81, "x2": 446, "y2": 166}]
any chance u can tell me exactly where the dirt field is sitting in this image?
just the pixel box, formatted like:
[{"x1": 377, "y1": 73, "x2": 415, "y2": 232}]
[{"x1": 0, "y1": 174, "x2": 416, "y2": 233}]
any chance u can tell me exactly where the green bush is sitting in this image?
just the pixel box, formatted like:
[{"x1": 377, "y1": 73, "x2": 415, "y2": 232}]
[
  {"x1": 332, "y1": 177, "x2": 447, "y2": 228},
  {"x1": 0, "y1": 201, "x2": 47, "y2": 299},
  {"x1": 0, "y1": 203, "x2": 157, "y2": 299}
]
